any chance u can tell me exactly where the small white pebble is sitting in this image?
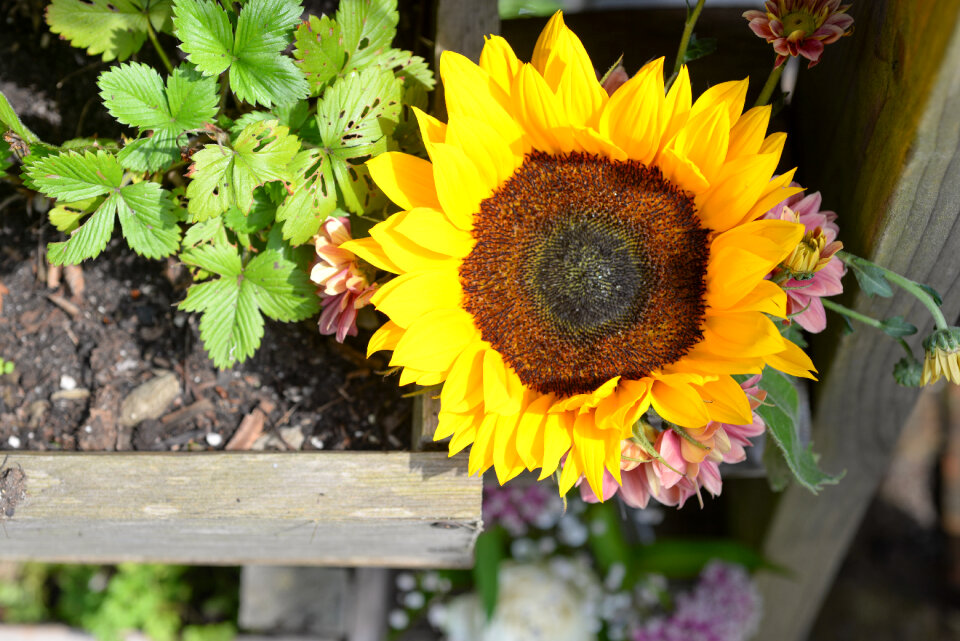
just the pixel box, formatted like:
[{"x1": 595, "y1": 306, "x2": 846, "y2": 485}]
[
  {"x1": 84, "y1": 425, "x2": 93, "y2": 434},
  {"x1": 311, "y1": 437, "x2": 325, "y2": 450},
  {"x1": 7, "y1": 435, "x2": 21, "y2": 448},
  {"x1": 27, "y1": 432, "x2": 34, "y2": 439},
  {"x1": 60, "y1": 375, "x2": 77, "y2": 390},
  {"x1": 193, "y1": 376, "x2": 201, "y2": 384},
  {"x1": 367, "y1": 413, "x2": 376, "y2": 424},
  {"x1": 205, "y1": 432, "x2": 223, "y2": 447}
]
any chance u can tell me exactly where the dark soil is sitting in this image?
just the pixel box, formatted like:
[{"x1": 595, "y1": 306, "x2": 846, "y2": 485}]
[{"x1": 0, "y1": 4, "x2": 411, "y2": 453}]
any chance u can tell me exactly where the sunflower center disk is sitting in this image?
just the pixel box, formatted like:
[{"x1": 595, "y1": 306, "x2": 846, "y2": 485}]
[{"x1": 460, "y1": 151, "x2": 710, "y2": 397}]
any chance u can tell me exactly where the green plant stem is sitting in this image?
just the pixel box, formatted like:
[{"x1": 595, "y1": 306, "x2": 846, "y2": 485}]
[
  {"x1": 145, "y1": 21, "x2": 174, "y2": 74},
  {"x1": 822, "y1": 299, "x2": 919, "y2": 359},
  {"x1": 753, "y1": 63, "x2": 784, "y2": 108},
  {"x1": 838, "y1": 250, "x2": 949, "y2": 331},
  {"x1": 666, "y1": 0, "x2": 707, "y2": 89}
]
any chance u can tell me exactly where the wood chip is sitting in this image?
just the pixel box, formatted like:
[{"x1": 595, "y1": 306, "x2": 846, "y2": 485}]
[
  {"x1": 161, "y1": 398, "x2": 214, "y2": 427},
  {"x1": 46, "y1": 293, "x2": 80, "y2": 318},
  {"x1": 226, "y1": 408, "x2": 267, "y2": 451},
  {"x1": 0, "y1": 281, "x2": 7, "y2": 315},
  {"x1": 45, "y1": 262, "x2": 60, "y2": 289},
  {"x1": 64, "y1": 264, "x2": 85, "y2": 300}
]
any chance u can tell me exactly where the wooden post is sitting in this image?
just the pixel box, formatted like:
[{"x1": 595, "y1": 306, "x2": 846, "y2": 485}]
[
  {"x1": 0, "y1": 452, "x2": 481, "y2": 567},
  {"x1": 431, "y1": 0, "x2": 500, "y2": 117},
  {"x1": 755, "y1": 3, "x2": 960, "y2": 638}
]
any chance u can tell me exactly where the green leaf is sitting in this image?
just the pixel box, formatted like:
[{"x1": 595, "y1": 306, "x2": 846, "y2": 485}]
[
  {"x1": 101, "y1": 63, "x2": 218, "y2": 171},
  {"x1": 846, "y1": 255, "x2": 894, "y2": 298},
  {"x1": 472, "y1": 527, "x2": 505, "y2": 620},
  {"x1": 757, "y1": 367, "x2": 843, "y2": 493},
  {"x1": 585, "y1": 502, "x2": 631, "y2": 576},
  {"x1": 186, "y1": 120, "x2": 300, "y2": 220},
  {"x1": 276, "y1": 149, "x2": 337, "y2": 244},
  {"x1": 880, "y1": 316, "x2": 918, "y2": 338},
  {"x1": 918, "y1": 283, "x2": 943, "y2": 306},
  {"x1": 762, "y1": 441, "x2": 792, "y2": 492},
  {"x1": 46, "y1": 0, "x2": 173, "y2": 61},
  {"x1": 314, "y1": 67, "x2": 401, "y2": 213},
  {"x1": 173, "y1": 0, "x2": 309, "y2": 108},
  {"x1": 27, "y1": 150, "x2": 123, "y2": 201},
  {"x1": 179, "y1": 229, "x2": 319, "y2": 368},
  {"x1": 294, "y1": 15, "x2": 347, "y2": 92},
  {"x1": 49, "y1": 203, "x2": 91, "y2": 233},
  {"x1": 30, "y1": 151, "x2": 180, "y2": 264},
  {"x1": 682, "y1": 33, "x2": 717, "y2": 64},
  {"x1": 337, "y1": 0, "x2": 398, "y2": 69},
  {"x1": 0, "y1": 90, "x2": 41, "y2": 144},
  {"x1": 224, "y1": 189, "x2": 276, "y2": 234}
]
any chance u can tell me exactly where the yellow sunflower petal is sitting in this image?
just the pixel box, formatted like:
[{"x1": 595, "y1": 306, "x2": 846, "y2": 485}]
[
  {"x1": 695, "y1": 152, "x2": 781, "y2": 232},
  {"x1": 558, "y1": 450, "x2": 582, "y2": 495},
  {"x1": 538, "y1": 411, "x2": 573, "y2": 480},
  {"x1": 391, "y1": 308, "x2": 478, "y2": 373},
  {"x1": 340, "y1": 235, "x2": 401, "y2": 274},
  {"x1": 399, "y1": 366, "x2": 445, "y2": 387},
  {"x1": 412, "y1": 106, "x2": 447, "y2": 146},
  {"x1": 702, "y1": 312, "x2": 786, "y2": 358},
  {"x1": 695, "y1": 375, "x2": 752, "y2": 425},
  {"x1": 599, "y1": 58, "x2": 665, "y2": 164},
  {"x1": 368, "y1": 211, "x2": 457, "y2": 272},
  {"x1": 690, "y1": 79, "x2": 748, "y2": 127},
  {"x1": 727, "y1": 105, "x2": 772, "y2": 161},
  {"x1": 372, "y1": 268, "x2": 462, "y2": 329},
  {"x1": 493, "y1": 413, "x2": 525, "y2": 484},
  {"x1": 515, "y1": 394, "x2": 553, "y2": 470},
  {"x1": 711, "y1": 219, "x2": 804, "y2": 268},
  {"x1": 440, "y1": 51, "x2": 522, "y2": 141},
  {"x1": 367, "y1": 320, "x2": 404, "y2": 357},
  {"x1": 448, "y1": 418, "x2": 478, "y2": 455},
  {"x1": 512, "y1": 62, "x2": 576, "y2": 153},
  {"x1": 469, "y1": 412, "x2": 498, "y2": 476},
  {"x1": 667, "y1": 103, "x2": 730, "y2": 185},
  {"x1": 706, "y1": 245, "x2": 784, "y2": 310},
  {"x1": 423, "y1": 140, "x2": 490, "y2": 231},
  {"x1": 482, "y1": 350, "x2": 524, "y2": 416},
  {"x1": 718, "y1": 278, "x2": 788, "y2": 317},
  {"x1": 480, "y1": 35, "x2": 522, "y2": 93},
  {"x1": 572, "y1": 412, "x2": 609, "y2": 500},
  {"x1": 440, "y1": 341, "x2": 487, "y2": 413},
  {"x1": 393, "y1": 207, "x2": 474, "y2": 258},
  {"x1": 445, "y1": 114, "x2": 525, "y2": 188},
  {"x1": 740, "y1": 169, "x2": 804, "y2": 225},
  {"x1": 764, "y1": 338, "x2": 818, "y2": 379},
  {"x1": 367, "y1": 152, "x2": 442, "y2": 211},
  {"x1": 658, "y1": 64, "x2": 692, "y2": 155},
  {"x1": 650, "y1": 377, "x2": 710, "y2": 428}
]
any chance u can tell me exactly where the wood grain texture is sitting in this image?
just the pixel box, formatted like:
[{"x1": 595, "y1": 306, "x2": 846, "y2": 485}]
[
  {"x1": 431, "y1": 0, "x2": 500, "y2": 117},
  {"x1": 755, "y1": 4, "x2": 960, "y2": 638},
  {"x1": 0, "y1": 452, "x2": 481, "y2": 567}
]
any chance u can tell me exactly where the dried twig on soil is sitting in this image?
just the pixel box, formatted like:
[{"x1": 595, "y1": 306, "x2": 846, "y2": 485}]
[
  {"x1": 63, "y1": 264, "x2": 85, "y2": 300},
  {"x1": 46, "y1": 293, "x2": 80, "y2": 318},
  {"x1": 226, "y1": 400, "x2": 276, "y2": 450},
  {"x1": 161, "y1": 398, "x2": 214, "y2": 428}
]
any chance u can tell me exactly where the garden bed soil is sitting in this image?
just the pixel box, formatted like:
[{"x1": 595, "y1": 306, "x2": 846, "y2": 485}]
[{"x1": 0, "y1": 2, "x2": 410, "y2": 454}]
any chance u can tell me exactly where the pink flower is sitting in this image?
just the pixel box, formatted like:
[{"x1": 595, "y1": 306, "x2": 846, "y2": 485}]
[
  {"x1": 763, "y1": 189, "x2": 845, "y2": 333},
  {"x1": 743, "y1": 0, "x2": 854, "y2": 68},
  {"x1": 310, "y1": 216, "x2": 378, "y2": 342},
  {"x1": 579, "y1": 378, "x2": 767, "y2": 509}
]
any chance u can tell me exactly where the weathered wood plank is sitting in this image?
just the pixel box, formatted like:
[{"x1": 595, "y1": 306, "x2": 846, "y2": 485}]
[
  {"x1": 0, "y1": 452, "x2": 481, "y2": 567},
  {"x1": 431, "y1": 0, "x2": 499, "y2": 117},
  {"x1": 755, "y1": 3, "x2": 960, "y2": 638}
]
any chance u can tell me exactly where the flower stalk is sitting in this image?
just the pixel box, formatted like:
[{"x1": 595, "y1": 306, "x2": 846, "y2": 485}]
[
  {"x1": 667, "y1": 0, "x2": 707, "y2": 89},
  {"x1": 838, "y1": 251, "x2": 949, "y2": 331},
  {"x1": 145, "y1": 20, "x2": 174, "y2": 74},
  {"x1": 754, "y1": 62, "x2": 785, "y2": 107}
]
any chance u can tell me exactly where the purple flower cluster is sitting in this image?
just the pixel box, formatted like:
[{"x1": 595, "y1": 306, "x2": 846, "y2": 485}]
[
  {"x1": 482, "y1": 483, "x2": 563, "y2": 536},
  {"x1": 633, "y1": 562, "x2": 761, "y2": 641}
]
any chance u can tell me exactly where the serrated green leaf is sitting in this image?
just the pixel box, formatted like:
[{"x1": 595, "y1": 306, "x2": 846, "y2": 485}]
[
  {"x1": 846, "y1": 255, "x2": 893, "y2": 298},
  {"x1": 0, "y1": 90, "x2": 41, "y2": 144},
  {"x1": 49, "y1": 204, "x2": 87, "y2": 232},
  {"x1": 276, "y1": 149, "x2": 337, "y2": 244},
  {"x1": 172, "y1": 0, "x2": 234, "y2": 75},
  {"x1": 47, "y1": 0, "x2": 173, "y2": 61},
  {"x1": 102, "y1": 63, "x2": 217, "y2": 171},
  {"x1": 315, "y1": 67, "x2": 400, "y2": 213},
  {"x1": 758, "y1": 367, "x2": 842, "y2": 493},
  {"x1": 114, "y1": 181, "x2": 181, "y2": 258},
  {"x1": 224, "y1": 189, "x2": 276, "y2": 234},
  {"x1": 182, "y1": 216, "x2": 227, "y2": 248},
  {"x1": 0, "y1": 140, "x2": 12, "y2": 173},
  {"x1": 762, "y1": 442, "x2": 792, "y2": 492},
  {"x1": 179, "y1": 231, "x2": 319, "y2": 368},
  {"x1": 174, "y1": 0, "x2": 309, "y2": 108},
  {"x1": 47, "y1": 205, "x2": 115, "y2": 264},
  {"x1": 880, "y1": 316, "x2": 918, "y2": 338},
  {"x1": 27, "y1": 151, "x2": 123, "y2": 201},
  {"x1": 337, "y1": 0, "x2": 398, "y2": 69},
  {"x1": 186, "y1": 120, "x2": 300, "y2": 220},
  {"x1": 294, "y1": 15, "x2": 347, "y2": 93}
]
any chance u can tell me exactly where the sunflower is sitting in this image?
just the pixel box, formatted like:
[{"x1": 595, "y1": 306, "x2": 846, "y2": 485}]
[{"x1": 344, "y1": 12, "x2": 816, "y2": 499}]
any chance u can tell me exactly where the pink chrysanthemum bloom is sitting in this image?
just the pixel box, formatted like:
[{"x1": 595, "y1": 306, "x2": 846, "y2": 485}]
[
  {"x1": 310, "y1": 216, "x2": 378, "y2": 342},
  {"x1": 743, "y1": 0, "x2": 854, "y2": 68},
  {"x1": 763, "y1": 189, "x2": 844, "y2": 333},
  {"x1": 580, "y1": 377, "x2": 767, "y2": 508}
]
